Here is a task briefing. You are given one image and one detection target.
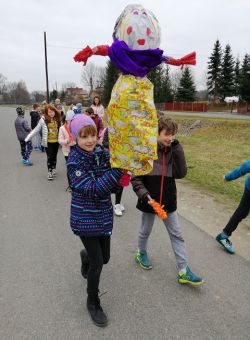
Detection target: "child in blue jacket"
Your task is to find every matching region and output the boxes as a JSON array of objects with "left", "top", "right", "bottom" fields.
[
  {"left": 216, "top": 160, "right": 250, "bottom": 254},
  {"left": 67, "top": 114, "right": 124, "bottom": 327}
]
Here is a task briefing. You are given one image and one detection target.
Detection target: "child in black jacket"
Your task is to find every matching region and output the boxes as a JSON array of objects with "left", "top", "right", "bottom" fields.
[{"left": 131, "top": 116, "right": 203, "bottom": 285}]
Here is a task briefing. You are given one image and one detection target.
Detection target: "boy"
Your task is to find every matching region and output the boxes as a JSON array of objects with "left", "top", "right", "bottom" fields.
[
  {"left": 131, "top": 116, "right": 203, "bottom": 285},
  {"left": 14, "top": 107, "right": 33, "bottom": 166},
  {"left": 216, "top": 160, "right": 250, "bottom": 254},
  {"left": 30, "top": 103, "right": 41, "bottom": 150}
]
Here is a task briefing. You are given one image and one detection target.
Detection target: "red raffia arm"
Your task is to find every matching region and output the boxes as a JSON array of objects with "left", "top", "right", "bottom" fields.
[
  {"left": 74, "top": 45, "right": 109, "bottom": 65},
  {"left": 164, "top": 51, "right": 196, "bottom": 69},
  {"left": 148, "top": 199, "right": 168, "bottom": 220}
]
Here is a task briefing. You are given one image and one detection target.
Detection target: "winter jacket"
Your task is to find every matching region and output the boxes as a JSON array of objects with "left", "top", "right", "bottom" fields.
[
  {"left": 67, "top": 144, "right": 123, "bottom": 237},
  {"left": 58, "top": 125, "right": 76, "bottom": 156},
  {"left": 25, "top": 117, "right": 59, "bottom": 147},
  {"left": 131, "top": 140, "right": 187, "bottom": 214},
  {"left": 30, "top": 110, "right": 40, "bottom": 129},
  {"left": 14, "top": 116, "right": 31, "bottom": 141},
  {"left": 225, "top": 160, "right": 250, "bottom": 191},
  {"left": 91, "top": 104, "right": 105, "bottom": 118}
]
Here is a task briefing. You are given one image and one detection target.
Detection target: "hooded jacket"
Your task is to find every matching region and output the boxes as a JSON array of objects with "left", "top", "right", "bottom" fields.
[{"left": 131, "top": 140, "right": 187, "bottom": 214}]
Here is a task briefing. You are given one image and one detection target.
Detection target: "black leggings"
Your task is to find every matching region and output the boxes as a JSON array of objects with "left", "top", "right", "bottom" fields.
[
  {"left": 45, "top": 142, "right": 59, "bottom": 171},
  {"left": 79, "top": 236, "right": 110, "bottom": 296},
  {"left": 224, "top": 187, "right": 250, "bottom": 237},
  {"left": 115, "top": 187, "right": 123, "bottom": 205}
]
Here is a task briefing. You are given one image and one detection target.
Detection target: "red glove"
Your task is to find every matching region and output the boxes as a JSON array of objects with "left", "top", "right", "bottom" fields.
[{"left": 118, "top": 173, "right": 131, "bottom": 187}]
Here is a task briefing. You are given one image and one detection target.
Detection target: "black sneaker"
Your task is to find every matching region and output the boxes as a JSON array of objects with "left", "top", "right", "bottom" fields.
[
  {"left": 80, "top": 249, "right": 89, "bottom": 279},
  {"left": 87, "top": 298, "right": 108, "bottom": 327}
]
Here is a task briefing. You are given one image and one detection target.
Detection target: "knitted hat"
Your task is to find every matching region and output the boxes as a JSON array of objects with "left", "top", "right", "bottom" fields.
[
  {"left": 16, "top": 107, "right": 24, "bottom": 115},
  {"left": 70, "top": 114, "right": 96, "bottom": 141},
  {"left": 65, "top": 109, "right": 75, "bottom": 121}
]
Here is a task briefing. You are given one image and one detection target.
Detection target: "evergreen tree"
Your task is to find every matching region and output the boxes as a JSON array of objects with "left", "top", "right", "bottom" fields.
[
  {"left": 148, "top": 64, "right": 173, "bottom": 102},
  {"left": 239, "top": 54, "right": 250, "bottom": 101},
  {"left": 50, "top": 90, "right": 58, "bottom": 102},
  {"left": 176, "top": 67, "right": 196, "bottom": 102},
  {"left": 234, "top": 57, "right": 241, "bottom": 96},
  {"left": 220, "top": 44, "right": 235, "bottom": 98},
  {"left": 207, "top": 39, "right": 222, "bottom": 100},
  {"left": 102, "top": 60, "right": 119, "bottom": 106}
]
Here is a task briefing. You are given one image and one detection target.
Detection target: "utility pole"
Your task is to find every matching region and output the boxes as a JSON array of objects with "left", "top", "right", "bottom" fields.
[{"left": 44, "top": 31, "right": 49, "bottom": 103}]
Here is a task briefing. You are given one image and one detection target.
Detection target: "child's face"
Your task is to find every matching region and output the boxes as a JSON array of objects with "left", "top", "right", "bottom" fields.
[
  {"left": 48, "top": 109, "right": 56, "bottom": 118},
  {"left": 157, "top": 130, "right": 175, "bottom": 147},
  {"left": 77, "top": 133, "right": 97, "bottom": 152}
]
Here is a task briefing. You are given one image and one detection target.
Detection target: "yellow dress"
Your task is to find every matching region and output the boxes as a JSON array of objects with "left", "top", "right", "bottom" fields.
[{"left": 107, "top": 74, "right": 158, "bottom": 175}]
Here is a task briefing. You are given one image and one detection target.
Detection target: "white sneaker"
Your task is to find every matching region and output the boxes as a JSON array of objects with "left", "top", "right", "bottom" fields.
[
  {"left": 120, "top": 203, "right": 125, "bottom": 211},
  {"left": 114, "top": 204, "right": 123, "bottom": 216},
  {"left": 52, "top": 169, "right": 56, "bottom": 177},
  {"left": 48, "top": 172, "right": 53, "bottom": 180}
]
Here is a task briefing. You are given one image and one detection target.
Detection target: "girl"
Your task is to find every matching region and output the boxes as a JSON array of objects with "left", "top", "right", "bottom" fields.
[
  {"left": 67, "top": 114, "right": 124, "bottom": 327},
  {"left": 58, "top": 114, "right": 76, "bottom": 189},
  {"left": 91, "top": 96, "right": 105, "bottom": 118},
  {"left": 25, "top": 104, "right": 61, "bottom": 180}
]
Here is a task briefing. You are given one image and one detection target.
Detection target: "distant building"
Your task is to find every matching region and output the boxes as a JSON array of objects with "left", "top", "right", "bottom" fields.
[{"left": 66, "top": 87, "right": 89, "bottom": 105}]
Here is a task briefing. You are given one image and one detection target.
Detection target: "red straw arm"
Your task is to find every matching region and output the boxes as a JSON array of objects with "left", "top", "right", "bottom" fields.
[
  {"left": 165, "top": 51, "right": 196, "bottom": 67},
  {"left": 74, "top": 45, "right": 109, "bottom": 65}
]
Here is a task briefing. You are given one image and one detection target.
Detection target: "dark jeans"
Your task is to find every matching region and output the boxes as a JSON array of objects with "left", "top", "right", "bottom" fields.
[
  {"left": 79, "top": 236, "right": 110, "bottom": 296},
  {"left": 19, "top": 140, "right": 32, "bottom": 160},
  {"left": 64, "top": 155, "right": 70, "bottom": 186},
  {"left": 45, "top": 142, "right": 59, "bottom": 171},
  {"left": 224, "top": 187, "right": 250, "bottom": 237},
  {"left": 115, "top": 187, "right": 123, "bottom": 205}
]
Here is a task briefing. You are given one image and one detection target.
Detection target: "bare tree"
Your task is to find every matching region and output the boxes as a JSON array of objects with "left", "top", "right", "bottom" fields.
[
  {"left": 81, "top": 63, "right": 106, "bottom": 92},
  {"left": 0, "top": 74, "right": 7, "bottom": 95},
  {"left": 170, "top": 70, "right": 182, "bottom": 98}
]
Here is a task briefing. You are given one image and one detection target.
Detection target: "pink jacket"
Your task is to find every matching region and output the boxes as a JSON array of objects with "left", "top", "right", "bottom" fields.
[{"left": 58, "top": 125, "right": 75, "bottom": 156}]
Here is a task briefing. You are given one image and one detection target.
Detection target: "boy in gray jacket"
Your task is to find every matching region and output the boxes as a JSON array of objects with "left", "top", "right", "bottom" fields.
[{"left": 14, "top": 107, "right": 33, "bottom": 165}]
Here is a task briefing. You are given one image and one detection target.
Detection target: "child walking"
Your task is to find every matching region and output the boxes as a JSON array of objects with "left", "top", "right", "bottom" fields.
[
  {"left": 30, "top": 103, "right": 41, "bottom": 150},
  {"left": 14, "top": 107, "right": 33, "bottom": 166},
  {"left": 131, "top": 116, "right": 203, "bottom": 285},
  {"left": 67, "top": 114, "right": 125, "bottom": 327},
  {"left": 216, "top": 160, "right": 250, "bottom": 254},
  {"left": 25, "top": 104, "right": 61, "bottom": 180}
]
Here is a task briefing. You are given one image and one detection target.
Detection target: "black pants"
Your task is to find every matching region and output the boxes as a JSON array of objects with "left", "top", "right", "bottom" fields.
[
  {"left": 224, "top": 187, "right": 250, "bottom": 237},
  {"left": 79, "top": 236, "right": 110, "bottom": 296},
  {"left": 115, "top": 187, "right": 123, "bottom": 205},
  {"left": 19, "top": 140, "right": 32, "bottom": 160},
  {"left": 45, "top": 142, "right": 59, "bottom": 171}
]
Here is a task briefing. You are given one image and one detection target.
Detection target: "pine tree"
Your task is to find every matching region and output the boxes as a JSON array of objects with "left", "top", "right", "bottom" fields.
[
  {"left": 234, "top": 57, "right": 241, "bottom": 96},
  {"left": 176, "top": 67, "right": 196, "bottom": 102},
  {"left": 148, "top": 64, "right": 173, "bottom": 102},
  {"left": 239, "top": 54, "right": 250, "bottom": 101},
  {"left": 207, "top": 39, "right": 222, "bottom": 101},
  {"left": 220, "top": 44, "right": 235, "bottom": 98},
  {"left": 102, "top": 60, "right": 119, "bottom": 106}
]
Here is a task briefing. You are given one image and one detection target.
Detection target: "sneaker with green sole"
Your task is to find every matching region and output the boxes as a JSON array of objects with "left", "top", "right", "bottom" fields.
[
  {"left": 135, "top": 250, "right": 152, "bottom": 270},
  {"left": 178, "top": 266, "right": 203, "bottom": 285},
  {"left": 216, "top": 233, "right": 235, "bottom": 254}
]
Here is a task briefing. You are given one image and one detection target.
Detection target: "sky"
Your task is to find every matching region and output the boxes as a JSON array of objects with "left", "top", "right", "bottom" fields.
[{"left": 1, "top": 0, "right": 249, "bottom": 92}]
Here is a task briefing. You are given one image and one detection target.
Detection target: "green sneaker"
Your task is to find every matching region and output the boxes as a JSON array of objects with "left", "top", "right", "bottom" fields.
[
  {"left": 178, "top": 266, "right": 203, "bottom": 286},
  {"left": 135, "top": 250, "right": 152, "bottom": 270}
]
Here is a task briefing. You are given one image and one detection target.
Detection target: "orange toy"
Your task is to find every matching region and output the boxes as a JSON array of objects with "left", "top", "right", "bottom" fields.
[{"left": 148, "top": 199, "right": 167, "bottom": 220}]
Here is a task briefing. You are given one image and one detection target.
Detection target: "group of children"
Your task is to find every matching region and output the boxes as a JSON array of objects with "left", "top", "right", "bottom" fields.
[{"left": 14, "top": 100, "right": 250, "bottom": 328}]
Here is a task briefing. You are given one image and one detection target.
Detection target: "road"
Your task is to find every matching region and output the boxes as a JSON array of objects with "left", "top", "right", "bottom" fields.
[
  {"left": 162, "top": 110, "right": 250, "bottom": 120},
  {"left": 0, "top": 107, "right": 250, "bottom": 339}
]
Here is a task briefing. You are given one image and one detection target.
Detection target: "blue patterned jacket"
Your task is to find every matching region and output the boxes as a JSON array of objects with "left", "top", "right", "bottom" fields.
[
  {"left": 67, "top": 144, "right": 122, "bottom": 237},
  {"left": 225, "top": 160, "right": 250, "bottom": 191}
]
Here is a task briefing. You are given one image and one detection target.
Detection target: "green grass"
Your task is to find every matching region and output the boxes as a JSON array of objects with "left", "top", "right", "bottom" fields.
[{"left": 171, "top": 116, "right": 250, "bottom": 203}]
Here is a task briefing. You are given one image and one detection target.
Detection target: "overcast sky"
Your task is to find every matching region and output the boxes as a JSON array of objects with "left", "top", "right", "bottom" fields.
[{"left": 1, "top": 0, "right": 249, "bottom": 92}]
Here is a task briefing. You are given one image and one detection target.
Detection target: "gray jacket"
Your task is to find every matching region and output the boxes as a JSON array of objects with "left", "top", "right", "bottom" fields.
[{"left": 14, "top": 116, "right": 31, "bottom": 141}]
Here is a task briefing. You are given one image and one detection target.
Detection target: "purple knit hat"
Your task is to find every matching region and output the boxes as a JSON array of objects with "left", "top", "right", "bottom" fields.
[{"left": 70, "top": 114, "right": 96, "bottom": 141}]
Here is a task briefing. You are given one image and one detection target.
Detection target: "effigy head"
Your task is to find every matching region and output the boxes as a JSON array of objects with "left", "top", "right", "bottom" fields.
[{"left": 112, "top": 4, "right": 161, "bottom": 50}]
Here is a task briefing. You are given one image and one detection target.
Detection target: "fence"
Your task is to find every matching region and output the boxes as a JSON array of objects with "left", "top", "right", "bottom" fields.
[
  {"left": 237, "top": 103, "right": 250, "bottom": 114},
  {"left": 164, "top": 102, "right": 208, "bottom": 112}
]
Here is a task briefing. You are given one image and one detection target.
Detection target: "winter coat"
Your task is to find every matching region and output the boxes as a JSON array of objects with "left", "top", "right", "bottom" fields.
[
  {"left": 67, "top": 144, "right": 123, "bottom": 237},
  {"left": 91, "top": 104, "right": 105, "bottom": 118},
  {"left": 131, "top": 140, "right": 187, "bottom": 214},
  {"left": 225, "top": 160, "right": 250, "bottom": 191},
  {"left": 30, "top": 110, "right": 40, "bottom": 129},
  {"left": 14, "top": 116, "right": 31, "bottom": 141},
  {"left": 25, "top": 117, "right": 59, "bottom": 148},
  {"left": 58, "top": 125, "right": 76, "bottom": 156}
]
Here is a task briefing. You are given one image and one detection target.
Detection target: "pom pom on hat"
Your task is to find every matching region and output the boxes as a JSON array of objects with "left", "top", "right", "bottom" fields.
[{"left": 70, "top": 114, "right": 96, "bottom": 141}]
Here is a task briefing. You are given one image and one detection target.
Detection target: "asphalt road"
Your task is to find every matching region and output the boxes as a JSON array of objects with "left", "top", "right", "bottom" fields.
[{"left": 1, "top": 107, "right": 250, "bottom": 340}]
